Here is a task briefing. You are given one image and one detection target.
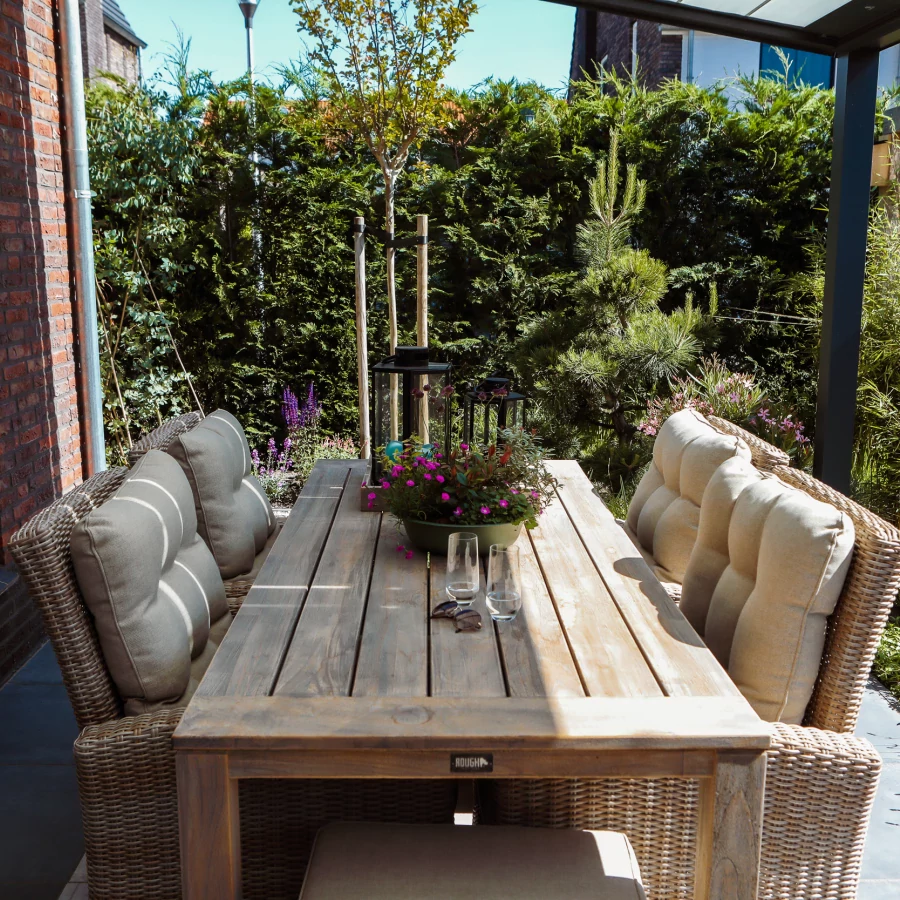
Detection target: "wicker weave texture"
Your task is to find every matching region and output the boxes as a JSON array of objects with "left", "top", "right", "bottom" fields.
[
  {"left": 240, "top": 779, "right": 458, "bottom": 900},
  {"left": 9, "top": 468, "right": 129, "bottom": 729},
  {"left": 75, "top": 709, "right": 184, "bottom": 900},
  {"left": 708, "top": 415, "right": 790, "bottom": 472},
  {"left": 128, "top": 410, "right": 203, "bottom": 466},
  {"left": 760, "top": 723, "right": 881, "bottom": 900},
  {"left": 773, "top": 466, "right": 900, "bottom": 734},
  {"left": 477, "top": 778, "right": 700, "bottom": 900}
]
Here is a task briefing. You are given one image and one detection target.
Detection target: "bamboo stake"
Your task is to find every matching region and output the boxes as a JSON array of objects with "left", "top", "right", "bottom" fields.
[
  {"left": 417, "top": 214, "right": 429, "bottom": 442},
  {"left": 354, "top": 216, "right": 371, "bottom": 460}
]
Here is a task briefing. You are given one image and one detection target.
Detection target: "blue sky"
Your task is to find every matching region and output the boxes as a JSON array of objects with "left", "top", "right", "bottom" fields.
[{"left": 121, "top": 0, "right": 576, "bottom": 92}]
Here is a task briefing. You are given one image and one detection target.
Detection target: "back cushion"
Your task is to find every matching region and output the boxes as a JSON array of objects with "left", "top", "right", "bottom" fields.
[
  {"left": 167, "top": 410, "right": 276, "bottom": 579},
  {"left": 681, "top": 457, "right": 855, "bottom": 723},
  {"left": 71, "top": 450, "right": 227, "bottom": 711},
  {"left": 626, "top": 409, "right": 752, "bottom": 583}
]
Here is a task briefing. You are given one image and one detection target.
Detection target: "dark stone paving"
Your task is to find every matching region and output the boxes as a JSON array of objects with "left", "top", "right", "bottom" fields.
[
  {"left": 857, "top": 678, "right": 900, "bottom": 899},
  {"left": 0, "top": 642, "right": 83, "bottom": 900}
]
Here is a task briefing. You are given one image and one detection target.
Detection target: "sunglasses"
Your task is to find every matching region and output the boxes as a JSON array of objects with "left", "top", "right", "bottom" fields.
[{"left": 431, "top": 600, "right": 483, "bottom": 632}]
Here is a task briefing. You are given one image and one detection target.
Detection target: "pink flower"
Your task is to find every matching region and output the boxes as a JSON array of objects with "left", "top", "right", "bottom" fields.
[
  {"left": 435, "top": 475, "right": 445, "bottom": 484},
  {"left": 460, "top": 443, "right": 469, "bottom": 451},
  {"left": 499, "top": 499, "right": 509, "bottom": 508},
  {"left": 510, "top": 488, "right": 519, "bottom": 495},
  {"left": 434, "top": 452, "right": 443, "bottom": 459},
  {"left": 396, "top": 544, "right": 405, "bottom": 553},
  {"left": 441, "top": 492, "right": 451, "bottom": 502},
  {"left": 406, "top": 479, "right": 415, "bottom": 487},
  {"left": 531, "top": 491, "right": 539, "bottom": 499},
  {"left": 405, "top": 550, "right": 414, "bottom": 560},
  {"left": 480, "top": 506, "right": 491, "bottom": 516},
  {"left": 453, "top": 507, "right": 462, "bottom": 517},
  {"left": 381, "top": 481, "right": 390, "bottom": 490},
  {"left": 367, "top": 492, "right": 377, "bottom": 500},
  {"left": 424, "top": 473, "right": 432, "bottom": 480},
  {"left": 361, "top": 480, "right": 367, "bottom": 488},
  {"left": 367, "top": 502, "right": 373, "bottom": 510},
  {"left": 391, "top": 465, "right": 403, "bottom": 478}
]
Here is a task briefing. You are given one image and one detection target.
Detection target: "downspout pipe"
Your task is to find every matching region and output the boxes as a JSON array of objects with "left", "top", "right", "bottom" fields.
[{"left": 58, "top": 0, "right": 106, "bottom": 475}]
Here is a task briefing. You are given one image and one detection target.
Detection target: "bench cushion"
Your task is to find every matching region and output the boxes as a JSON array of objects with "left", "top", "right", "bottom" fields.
[
  {"left": 71, "top": 450, "right": 228, "bottom": 713},
  {"left": 299, "top": 823, "right": 646, "bottom": 899},
  {"left": 680, "top": 457, "right": 855, "bottom": 723},
  {"left": 626, "top": 409, "right": 751, "bottom": 585},
  {"left": 167, "top": 409, "right": 276, "bottom": 579}
]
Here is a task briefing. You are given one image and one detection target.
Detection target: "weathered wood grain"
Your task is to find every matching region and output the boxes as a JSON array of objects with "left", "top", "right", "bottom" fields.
[
  {"left": 429, "top": 554, "right": 506, "bottom": 698},
  {"left": 274, "top": 461, "right": 381, "bottom": 697},
  {"left": 529, "top": 499, "right": 662, "bottom": 699},
  {"left": 549, "top": 460, "right": 743, "bottom": 700},
  {"left": 174, "top": 695, "right": 771, "bottom": 752},
  {"left": 176, "top": 753, "right": 240, "bottom": 900},
  {"left": 495, "top": 534, "right": 585, "bottom": 698},
  {"left": 196, "top": 461, "right": 349, "bottom": 698},
  {"left": 352, "top": 518, "right": 429, "bottom": 697}
]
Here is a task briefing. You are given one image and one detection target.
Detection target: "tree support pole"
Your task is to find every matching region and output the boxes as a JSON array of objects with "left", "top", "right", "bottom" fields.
[
  {"left": 417, "top": 214, "right": 429, "bottom": 442},
  {"left": 814, "top": 48, "right": 879, "bottom": 494},
  {"left": 354, "top": 217, "right": 370, "bottom": 460}
]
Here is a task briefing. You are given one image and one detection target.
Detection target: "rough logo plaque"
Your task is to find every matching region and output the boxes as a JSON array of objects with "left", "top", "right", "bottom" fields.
[{"left": 450, "top": 753, "right": 494, "bottom": 773}]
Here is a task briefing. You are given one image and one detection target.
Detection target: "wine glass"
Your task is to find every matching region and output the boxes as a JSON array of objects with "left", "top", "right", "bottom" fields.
[
  {"left": 446, "top": 532, "right": 479, "bottom": 606},
  {"left": 486, "top": 544, "right": 522, "bottom": 622}
]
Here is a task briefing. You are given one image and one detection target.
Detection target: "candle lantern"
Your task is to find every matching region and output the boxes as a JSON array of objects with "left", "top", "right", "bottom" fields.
[
  {"left": 462, "top": 375, "right": 527, "bottom": 449},
  {"left": 371, "top": 346, "right": 453, "bottom": 481}
]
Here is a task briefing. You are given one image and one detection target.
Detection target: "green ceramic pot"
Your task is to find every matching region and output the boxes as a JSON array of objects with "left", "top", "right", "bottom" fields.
[{"left": 402, "top": 519, "right": 523, "bottom": 556}]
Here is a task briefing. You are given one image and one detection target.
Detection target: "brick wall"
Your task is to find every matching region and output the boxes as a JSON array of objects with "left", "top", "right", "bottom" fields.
[
  {"left": 660, "top": 33, "right": 683, "bottom": 82},
  {"left": 0, "top": 0, "right": 83, "bottom": 683},
  {"left": 571, "top": 11, "right": 665, "bottom": 89},
  {"left": 79, "top": 0, "right": 103, "bottom": 79}
]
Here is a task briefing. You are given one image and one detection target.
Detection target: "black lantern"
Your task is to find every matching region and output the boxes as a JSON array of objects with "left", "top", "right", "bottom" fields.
[
  {"left": 371, "top": 346, "right": 453, "bottom": 481},
  {"left": 463, "top": 375, "right": 527, "bottom": 449}
]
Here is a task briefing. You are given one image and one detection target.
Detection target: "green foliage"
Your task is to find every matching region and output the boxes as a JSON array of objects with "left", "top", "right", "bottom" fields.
[{"left": 874, "top": 618, "right": 900, "bottom": 702}]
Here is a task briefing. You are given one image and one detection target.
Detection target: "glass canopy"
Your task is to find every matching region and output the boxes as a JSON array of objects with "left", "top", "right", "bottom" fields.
[{"left": 545, "top": 0, "right": 900, "bottom": 54}]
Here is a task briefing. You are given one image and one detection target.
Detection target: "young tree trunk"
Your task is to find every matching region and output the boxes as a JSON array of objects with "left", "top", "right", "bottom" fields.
[{"left": 384, "top": 169, "right": 399, "bottom": 439}]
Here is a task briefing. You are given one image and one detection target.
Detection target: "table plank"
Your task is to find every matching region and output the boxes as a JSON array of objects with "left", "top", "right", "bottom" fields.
[
  {"left": 530, "top": 500, "right": 662, "bottom": 699},
  {"left": 549, "top": 460, "right": 742, "bottom": 700},
  {"left": 274, "top": 460, "right": 380, "bottom": 697},
  {"left": 196, "top": 461, "right": 349, "bottom": 698},
  {"left": 495, "top": 535, "right": 585, "bottom": 698},
  {"left": 429, "top": 555, "right": 506, "bottom": 698},
  {"left": 174, "top": 696, "right": 771, "bottom": 751},
  {"left": 352, "top": 518, "right": 429, "bottom": 697}
]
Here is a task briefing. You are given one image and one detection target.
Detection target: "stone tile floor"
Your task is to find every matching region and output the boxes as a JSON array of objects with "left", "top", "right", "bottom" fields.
[{"left": 1, "top": 640, "right": 898, "bottom": 899}]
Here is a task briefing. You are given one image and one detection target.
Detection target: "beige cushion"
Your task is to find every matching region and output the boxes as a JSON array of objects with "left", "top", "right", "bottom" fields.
[
  {"left": 681, "top": 457, "right": 855, "bottom": 723},
  {"left": 71, "top": 450, "right": 227, "bottom": 713},
  {"left": 618, "top": 520, "right": 683, "bottom": 601},
  {"left": 626, "top": 409, "right": 751, "bottom": 585},
  {"left": 167, "top": 410, "right": 276, "bottom": 579},
  {"left": 299, "top": 823, "right": 646, "bottom": 900}
]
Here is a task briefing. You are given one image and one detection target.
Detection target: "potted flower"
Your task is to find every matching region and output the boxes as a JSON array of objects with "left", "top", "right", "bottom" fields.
[{"left": 379, "top": 429, "right": 558, "bottom": 555}]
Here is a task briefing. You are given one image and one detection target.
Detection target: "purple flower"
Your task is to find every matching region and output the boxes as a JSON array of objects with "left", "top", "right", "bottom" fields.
[
  {"left": 531, "top": 491, "right": 539, "bottom": 499},
  {"left": 405, "top": 550, "right": 414, "bottom": 560},
  {"left": 435, "top": 475, "right": 445, "bottom": 484},
  {"left": 367, "top": 492, "right": 377, "bottom": 500},
  {"left": 460, "top": 443, "right": 469, "bottom": 451},
  {"left": 510, "top": 488, "right": 519, "bottom": 495},
  {"left": 396, "top": 544, "right": 405, "bottom": 553},
  {"left": 453, "top": 507, "right": 462, "bottom": 517},
  {"left": 424, "top": 474, "right": 432, "bottom": 480},
  {"left": 251, "top": 449, "right": 259, "bottom": 462},
  {"left": 360, "top": 479, "right": 367, "bottom": 488},
  {"left": 441, "top": 492, "right": 451, "bottom": 501},
  {"left": 282, "top": 386, "right": 300, "bottom": 430},
  {"left": 381, "top": 480, "right": 390, "bottom": 490},
  {"left": 406, "top": 479, "right": 415, "bottom": 487},
  {"left": 728, "top": 392, "right": 739, "bottom": 403},
  {"left": 480, "top": 506, "right": 491, "bottom": 516},
  {"left": 441, "top": 385, "right": 454, "bottom": 397},
  {"left": 499, "top": 499, "right": 509, "bottom": 508},
  {"left": 391, "top": 465, "right": 403, "bottom": 478},
  {"left": 422, "top": 383, "right": 431, "bottom": 392}
]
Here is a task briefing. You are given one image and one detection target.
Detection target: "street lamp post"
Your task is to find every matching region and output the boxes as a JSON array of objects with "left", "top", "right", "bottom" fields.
[{"left": 238, "top": 1, "right": 263, "bottom": 290}]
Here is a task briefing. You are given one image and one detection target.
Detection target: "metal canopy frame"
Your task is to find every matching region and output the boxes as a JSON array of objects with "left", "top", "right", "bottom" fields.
[{"left": 546, "top": 0, "right": 899, "bottom": 493}]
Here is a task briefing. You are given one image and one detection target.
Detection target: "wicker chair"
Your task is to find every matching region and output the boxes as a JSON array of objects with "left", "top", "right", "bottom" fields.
[
  {"left": 9, "top": 469, "right": 456, "bottom": 900},
  {"left": 479, "top": 465, "right": 900, "bottom": 900},
  {"left": 708, "top": 415, "right": 791, "bottom": 471}
]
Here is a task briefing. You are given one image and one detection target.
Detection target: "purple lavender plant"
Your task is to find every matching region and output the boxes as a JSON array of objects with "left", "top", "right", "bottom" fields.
[{"left": 282, "top": 387, "right": 300, "bottom": 430}]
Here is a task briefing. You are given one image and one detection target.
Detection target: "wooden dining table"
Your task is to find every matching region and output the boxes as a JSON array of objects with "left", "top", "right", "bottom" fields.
[{"left": 174, "top": 458, "right": 769, "bottom": 900}]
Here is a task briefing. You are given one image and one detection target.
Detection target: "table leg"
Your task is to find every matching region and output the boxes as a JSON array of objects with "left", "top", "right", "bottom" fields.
[
  {"left": 694, "top": 751, "right": 766, "bottom": 900},
  {"left": 177, "top": 752, "right": 242, "bottom": 900}
]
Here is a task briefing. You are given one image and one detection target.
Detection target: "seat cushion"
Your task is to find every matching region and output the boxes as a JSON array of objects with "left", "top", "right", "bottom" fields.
[
  {"left": 680, "top": 457, "right": 855, "bottom": 723},
  {"left": 71, "top": 450, "right": 227, "bottom": 712},
  {"left": 626, "top": 409, "right": 751, "bottom": 585},
  {"left": 618, "top": 520, "right": 683, "bottom": 601},
  {"left": 299, "top": 823, "right": 646, "bottom": 900},
  {"left": 166, "top": 409, "right": 276, "bottom": 579}
]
